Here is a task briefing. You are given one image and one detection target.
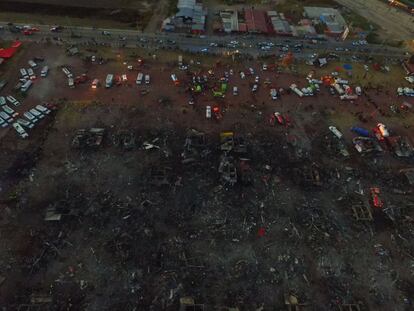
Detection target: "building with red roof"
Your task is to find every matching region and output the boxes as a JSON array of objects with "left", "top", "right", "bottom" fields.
[{"left": 244, "top": 8, "right": 271, "bottom": 34}]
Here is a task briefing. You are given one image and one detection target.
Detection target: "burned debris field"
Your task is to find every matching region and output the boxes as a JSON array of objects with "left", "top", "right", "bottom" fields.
[{"left": 0, "top": 44, "right": 414, "bottom": 311}]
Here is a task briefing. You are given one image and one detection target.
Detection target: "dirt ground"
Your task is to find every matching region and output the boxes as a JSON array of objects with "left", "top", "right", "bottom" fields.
[{"left": 0, "top": 43, "right": 414, "bottom": 310}]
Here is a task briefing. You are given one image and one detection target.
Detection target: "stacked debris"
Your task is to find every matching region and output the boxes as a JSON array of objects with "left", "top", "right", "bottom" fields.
[
  {"left": 385, "top": 136, "right": 414, "bottom": 157},
  {"left": 71, "top": 128, "right": 105, "bottom": 149},
  {"left": 181, "top": 129, "right": 209, "bottom": 164},
  {"left": 112, "top": 130, "right": 136, "bottom": 150},
  {"left": 217, "top": 132, "right": 249, "bottom": 186}
]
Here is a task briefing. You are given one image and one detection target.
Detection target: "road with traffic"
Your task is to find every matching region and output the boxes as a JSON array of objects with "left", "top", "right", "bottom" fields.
[{"left": 0, "top": 22, "right": 409, "bottom": 60}]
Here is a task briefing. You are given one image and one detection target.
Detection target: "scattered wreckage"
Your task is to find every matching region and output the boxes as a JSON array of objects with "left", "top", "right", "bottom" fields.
[{"left": 71, "top": 128, "right": 105, "bottom": 149}]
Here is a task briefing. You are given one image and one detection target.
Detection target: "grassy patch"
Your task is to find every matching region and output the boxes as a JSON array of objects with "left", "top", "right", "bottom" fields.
[
  {"left": 167, "top": 0, "right": 179, "bottom": 16},
  {"left": 276, "top": 0, "right": 337, "bottom": 23},
  {"left": 341, "top": 10, "right": 376, "bottom": 32},
  {"left": 0, "top": 11, "right": 136, "bottom": 29}
]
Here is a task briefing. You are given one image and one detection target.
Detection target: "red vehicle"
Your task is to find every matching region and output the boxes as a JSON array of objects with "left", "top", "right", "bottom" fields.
[
  {"left": 213, "top": 106, "right": 222, "bottom": 120},
  {"left": 370, "top": 187, "right": 384, "bottom": 208},
  {"left": 273, "top": 112, "right": 284, "bottom": 125},
  {"left": 23, "top": 29, "right": 33, "bottom": 35},
  {"left": 74, "top": 74, "right": 88, "bottom": 85},
  {"left": 114, "top": 75, "right": 122, "bottom": 86}
]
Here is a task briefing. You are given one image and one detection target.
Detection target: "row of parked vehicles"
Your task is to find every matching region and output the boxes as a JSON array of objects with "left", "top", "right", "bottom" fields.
[
  {"left": 0, "top": 94, "right": 51, "bottom": 137},
  {"left": 0, "top": 96, "right": 20, "bottom": 127},
  {"left": 19, "top": 60, "right": 48, "bottom": 93},
  {"left": 136, "top": 73, "right": 151, "bottom": 85},
  {"left": 10, "top": 104, "right": 51, "bottom": 139}
]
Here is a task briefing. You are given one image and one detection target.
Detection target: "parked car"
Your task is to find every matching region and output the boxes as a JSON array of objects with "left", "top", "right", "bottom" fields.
[
  {"left": 36, "top": 104, "right": 51, "bottom": 114},
  {"left": 24, "top": 111, "right": 37, "bottom": 123},
  {"left": 27, "top": 68, "right": 36, "bottom": 80},
  {"left": 6, "top": 96, "right": 19, "bottom": 106},
  {"left": 17, "top": 118, "right": 34, "bottom": 129},
  {"left": 91, "top": 78, "right": 99, "bottom": 89},
  {"left": 30, "top": 108, "right": 44, "bottom": 119},
  {"left": 273, "top": 112, "right": 284, "bottom": 125},
  {"left": 206, "top": 105, "right": 211, "bottom": 119},
  {"left": 13, "top": 122, "right": 28, "bottom": 138},
  {"left": 40, "top": 66, "right": 49, "bottom": 77},
  {"left": 0, "top": 117, "right": 7, "bottom": 128},
  {"left": 270, "top": 88, "right": 278, "bottom": 100},
  {"left": 28, "top": 60, "right": 37, "bottom": 68},
  {"left": 20, "top": 68, "right": 28, "bottom": 78},
  {"left": 0, "top": 111, "right": 12, "bottom": 122},
  {"left": 2, "top": 105, "right": 18, "bottom": 117},
  {"left": 329, "top": 126, "right": 343, "bottom": 139}
]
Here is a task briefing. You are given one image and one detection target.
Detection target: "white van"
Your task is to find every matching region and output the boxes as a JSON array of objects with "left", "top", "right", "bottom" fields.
[
  {"left": 6, "top": 96, "right": 19, "bottom": 106},
  {"left": 145, "top": 74, "right": 150, "bottom": 84},
  {"left": 27, "top": 68, "right": 36, "bottom": 80},
  {"left": 62, "top": 67, "right": 72, "bottom": 78},
  {"left": 329, "top": 126, "right": 343, "bottom": 139},
  {"left": 136, "top": 73, "right": 143, "bottom": 85},
  {"left": 21, "top": 80, "right": 33, "bottom": 92},
  {"left": 206, "top": 105, "right": 211, "bottom": 119},
  {"left": 233, "top": 86, "right": 238, "bottom": 96},
  {"left": 20, "top": 68, "right": 28, "bottom": 78},
  {"left": 28, "top": 60, "right": 37, "bottom": 68},
  {"left": 68, "top": 78, "right": 74, "bottom": 88},
  {"left": 40, "top": 66, "right": 49, "bottom": 77}
]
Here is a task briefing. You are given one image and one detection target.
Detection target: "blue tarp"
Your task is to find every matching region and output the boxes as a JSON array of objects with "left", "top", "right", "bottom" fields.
[{"left": 343, "top": 64, "right": 352, "bottom": 70}]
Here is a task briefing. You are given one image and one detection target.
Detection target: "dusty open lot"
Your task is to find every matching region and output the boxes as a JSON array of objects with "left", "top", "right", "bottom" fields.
[{"left": 0, "top": 43, "right": 413, "bottom": 310}]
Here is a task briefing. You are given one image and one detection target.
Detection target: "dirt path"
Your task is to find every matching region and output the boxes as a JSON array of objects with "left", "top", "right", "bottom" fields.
[
  {"left": 144, "top": 0, "right": 169, "bottom": 33},
  {"left": 335, "top": 0, "right": 414, "bottom": 40}
]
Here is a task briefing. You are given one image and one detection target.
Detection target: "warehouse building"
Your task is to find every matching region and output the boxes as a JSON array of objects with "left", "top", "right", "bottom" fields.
[
  {"left": 267, "top": 11, "right": 293, "bottom": 36},
  {"left": 304, "top": 7, "right": 347, "bottom": 37},
  {"left": 162, "top": 0, "right": 207, "bottom": 34}
]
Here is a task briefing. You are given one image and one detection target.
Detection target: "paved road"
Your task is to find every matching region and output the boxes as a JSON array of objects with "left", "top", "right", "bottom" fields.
[
  {"left": 0, "top": 22, "right": 408, "bottom": 60},
  {"left": 335, "top": 0, "right": 414, "bottom": 40}
]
